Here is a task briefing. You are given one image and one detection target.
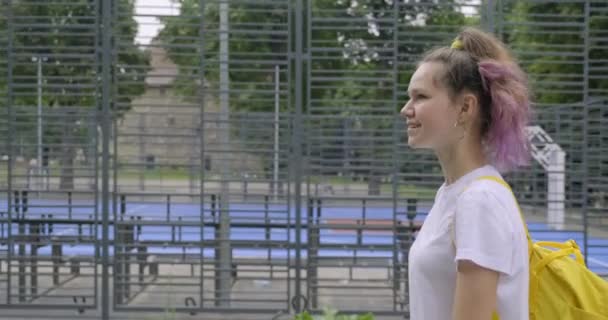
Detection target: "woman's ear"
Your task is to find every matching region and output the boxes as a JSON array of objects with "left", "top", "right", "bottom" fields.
[{"left": 460, "top": 92, "right": 479, "bottom": 123}]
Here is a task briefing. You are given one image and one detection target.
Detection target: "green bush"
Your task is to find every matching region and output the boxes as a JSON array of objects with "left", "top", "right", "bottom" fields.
[{"left": 295, "top": 307, "right": 374, "bottom": 320}]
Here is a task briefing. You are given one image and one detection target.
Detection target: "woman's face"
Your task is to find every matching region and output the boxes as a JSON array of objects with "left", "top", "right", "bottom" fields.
[{"left": 401, "top": 62, "right": 462, "bottom": 150}]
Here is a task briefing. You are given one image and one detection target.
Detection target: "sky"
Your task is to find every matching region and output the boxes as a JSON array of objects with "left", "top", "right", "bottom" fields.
[{"left": 134, "top": 0, "right": 180, "bottom": 46}]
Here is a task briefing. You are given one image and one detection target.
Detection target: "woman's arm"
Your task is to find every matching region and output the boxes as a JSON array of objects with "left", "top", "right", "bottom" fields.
[{"left": 452, "top": 259, "right": 500, "bottom": 320}]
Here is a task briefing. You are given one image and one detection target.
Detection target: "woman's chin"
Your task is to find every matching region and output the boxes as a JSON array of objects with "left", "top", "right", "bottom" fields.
[
  {"left": 407, "top": 139, "right": 432, "bottom": 150},
  {"left": 407, "top": 138, "right": 422, "bottom": 149}
]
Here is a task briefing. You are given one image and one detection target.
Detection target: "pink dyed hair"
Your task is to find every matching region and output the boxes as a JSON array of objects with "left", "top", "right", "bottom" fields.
[{"left": 478, "top": 60, "right": 532, "bottom": 173}]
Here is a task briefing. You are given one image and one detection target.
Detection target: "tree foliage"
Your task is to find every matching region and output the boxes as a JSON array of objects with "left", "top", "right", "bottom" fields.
[
  {"left": 506, "top": 1, "right": 608, "bottom": 104},
  {"left": 1, "top": 0, "right": 149, "bottom": 188}
]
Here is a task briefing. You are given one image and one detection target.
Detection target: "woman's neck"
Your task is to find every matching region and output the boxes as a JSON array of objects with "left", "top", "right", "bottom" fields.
[{"left": 436, "top": 139, "right": 488, "bottom": 186}]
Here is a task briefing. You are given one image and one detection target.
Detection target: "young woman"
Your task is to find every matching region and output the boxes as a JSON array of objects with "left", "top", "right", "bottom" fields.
[{"left": 403, "top": 27, "right": 531, "bottom": 320}]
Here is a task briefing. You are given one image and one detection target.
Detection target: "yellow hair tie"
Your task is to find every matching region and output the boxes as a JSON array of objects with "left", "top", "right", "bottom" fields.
[{"left": 451, "top": 39, "right": 463, "bottom": 50}]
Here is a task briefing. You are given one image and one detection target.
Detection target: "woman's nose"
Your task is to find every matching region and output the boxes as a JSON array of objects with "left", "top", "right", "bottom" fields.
[{"left": 400, "top": 101, "right": 413, "bottom": 118}]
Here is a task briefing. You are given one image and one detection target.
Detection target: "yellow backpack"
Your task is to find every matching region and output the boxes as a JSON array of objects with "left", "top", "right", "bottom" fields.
[{"left": 478, "top": 176, "right": 608, "bottom": 320}]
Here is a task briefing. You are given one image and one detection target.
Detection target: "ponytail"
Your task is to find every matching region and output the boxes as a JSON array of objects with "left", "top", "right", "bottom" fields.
[{"left": 478, "top": 60, "right": 532, "bottom": 173}]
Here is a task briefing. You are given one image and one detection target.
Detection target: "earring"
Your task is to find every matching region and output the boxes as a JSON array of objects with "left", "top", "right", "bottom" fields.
[{"left": 454, "top": 121, "right": 465, "bottom": 140}]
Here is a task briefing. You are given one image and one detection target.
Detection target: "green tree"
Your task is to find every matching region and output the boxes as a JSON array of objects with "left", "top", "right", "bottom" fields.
[
  {"left": 158, "top": 0, "right": 478, "bottom": 192},
  {"left": 504, "top": 1, "right": 608, "bottom": 104},
  {"left": 310, "top": 0, "right": 477, "bottom": 188},
  {"left": 158, "top": 0, "right": 289, "bottom": 112},
  {"left": 158, "top": 0, "right": 473, "bottom": 113},
  {"left": 4, "top": 0, "right": 149, "bottom": 189},
  {"left": 589, "top": 2, "right": 608, "bottom": 98},
  {"left": 0, "top": 6, "right": 8, "bottom": 181},
  {"left": 0, "top": 7, "right": 7, "bottom": 108}
]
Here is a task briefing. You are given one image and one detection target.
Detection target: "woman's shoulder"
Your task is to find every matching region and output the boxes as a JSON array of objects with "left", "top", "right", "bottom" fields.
[
  {"left": 463, "top": 177, "right": 514, "bottom": 200},
  {"left": 456, "top": 176, "right": 523, "bottom": 232}
]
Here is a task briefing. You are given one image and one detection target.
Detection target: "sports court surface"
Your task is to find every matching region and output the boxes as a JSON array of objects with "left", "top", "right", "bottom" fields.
[{"left": 1, "top": 196, "right": 606, "bottom": 276}]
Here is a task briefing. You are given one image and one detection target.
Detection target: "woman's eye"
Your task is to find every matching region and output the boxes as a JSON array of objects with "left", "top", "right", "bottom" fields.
[{"left": 417, "top": 94, "right": 427, "bottom": 99}]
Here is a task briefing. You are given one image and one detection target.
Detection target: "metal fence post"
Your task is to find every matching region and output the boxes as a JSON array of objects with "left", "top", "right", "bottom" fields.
[
  {"left": 5, "top": 0, "right": 15, "bottom": 304},
  {"left": 100, "top": 0, "right": 112, "bottom": 318},
  {"left": 582, "top": 0, "right": 590, "bottom": 266},
  {"left": 294, "top": 0, "right": 305, "bottom": 313}
]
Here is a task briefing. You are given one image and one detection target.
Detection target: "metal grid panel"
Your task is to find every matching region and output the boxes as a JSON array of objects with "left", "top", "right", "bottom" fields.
[
  {"left": 589, "top": 1, "right": 608, "bottom": 98},
  {"left": 587, "top": 1, "right": 608, "bottom": 270},
  {"left": 306, "top": 0, "right": 400, "bottom": 314},
  {"left": 498, "top": 0, "right": 588, "bottom": 234},
  {"left": 587, "top": 98, "right": 608, "bottom": 276},
  {"left": 499, "top": 0, "right": 588, "bottom": 104},
  {"left": 499, "top": 0, "right": 607, "bottom": 275},
  {"left": 0, "top": 0, "right": 100, "bottom": 311},
  {"left": 111, "top": 0, "right": 294, "bottom": 315}
]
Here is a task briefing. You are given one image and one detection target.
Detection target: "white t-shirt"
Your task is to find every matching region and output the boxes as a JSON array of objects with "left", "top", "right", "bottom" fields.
[{"left": 408, "top": 165, "right": 529, "bottom": 320}]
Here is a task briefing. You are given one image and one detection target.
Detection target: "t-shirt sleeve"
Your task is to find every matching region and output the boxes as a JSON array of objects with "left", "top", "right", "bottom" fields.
[{"left": 453, "top": 189, "right": 515, "bottom": 276}]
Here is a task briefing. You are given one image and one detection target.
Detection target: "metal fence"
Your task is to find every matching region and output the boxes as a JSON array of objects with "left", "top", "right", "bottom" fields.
[{"left": 0, "top": 0, "right": 607, "bottom": 319}]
